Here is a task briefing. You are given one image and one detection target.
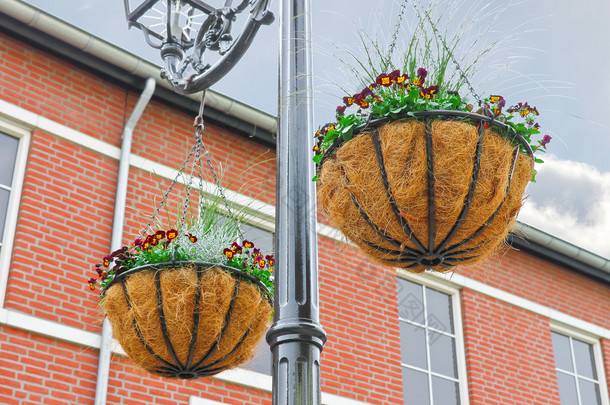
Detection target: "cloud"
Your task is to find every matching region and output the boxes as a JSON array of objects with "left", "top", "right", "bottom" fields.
[{"left": 518, "top": 155, "right": 610, "bottom": 258}]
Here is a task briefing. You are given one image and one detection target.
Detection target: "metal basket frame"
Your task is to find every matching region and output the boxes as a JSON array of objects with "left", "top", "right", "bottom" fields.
[{"left": 103, "top": 261, "right": 272, "bottom": 379}]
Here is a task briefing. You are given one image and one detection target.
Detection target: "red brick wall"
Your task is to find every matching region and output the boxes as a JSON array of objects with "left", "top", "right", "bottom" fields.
[
  {"left": 0, "top": 325, "right": 98, "bottom": 405},
  {"left": 458, "top": 248, "right": 610, "bottom": 330},
  {"left": 5, "top": 130, "right": 117, "bottom": 333},
  {"left": 461, "top": 289, "right": 561, "bottom": 404},
  {"left": 319, "top": 236, "right": 404, "bottom": 404},
  {"left": 0, "top": 325, "right": 272, "bottom": 405}
]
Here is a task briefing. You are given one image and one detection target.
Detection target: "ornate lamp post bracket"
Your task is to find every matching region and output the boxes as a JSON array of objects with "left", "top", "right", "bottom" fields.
[{"left": 123, "top": 0, "right": 274, "bottom": 93}]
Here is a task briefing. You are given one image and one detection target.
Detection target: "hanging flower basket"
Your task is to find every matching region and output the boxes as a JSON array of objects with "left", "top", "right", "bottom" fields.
[
  {"left": 316, "top": 110, "right": 535, "bottom": 272},
  {"left": 88, "top": 121, "right": 275, "bottom": 379},
  {"left": 101, "top": 261, "right": 272, "bottom": 379}
]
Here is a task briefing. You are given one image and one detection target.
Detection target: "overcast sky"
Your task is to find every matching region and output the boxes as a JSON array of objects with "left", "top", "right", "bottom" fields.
[{"left": 20, "top": 0, "right": 610, "bottom": 258}]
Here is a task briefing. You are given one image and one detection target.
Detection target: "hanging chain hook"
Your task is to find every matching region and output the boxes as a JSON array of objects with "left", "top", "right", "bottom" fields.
[{"left": 194, "top": 92, "right": 246, "bottom": 242}]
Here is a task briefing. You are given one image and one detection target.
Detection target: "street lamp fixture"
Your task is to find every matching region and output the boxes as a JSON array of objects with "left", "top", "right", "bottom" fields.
[{"left": 123, "top": 0, "right": 274, "bottom": 93}]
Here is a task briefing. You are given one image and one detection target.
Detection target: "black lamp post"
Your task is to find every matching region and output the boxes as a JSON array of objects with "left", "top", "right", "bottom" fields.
[{"left": 120, "top": 1, "right": 326, "bottom": 404}]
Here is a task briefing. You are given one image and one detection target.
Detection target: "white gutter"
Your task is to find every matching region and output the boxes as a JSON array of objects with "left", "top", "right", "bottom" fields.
[
  {"left": 512, "top": 222, "right": 610, "bottom": 273},
  {"left": 94, "top": 77, "right": 156, "bottom": 405},
  {"left": 0, "top": 0, "right": 277, "bottom": 135}
]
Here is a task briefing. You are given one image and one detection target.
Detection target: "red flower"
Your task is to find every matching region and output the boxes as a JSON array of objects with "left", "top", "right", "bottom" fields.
[
  {"left": 231, "top": 242, "right": 242, "bottom": 254},
  {"left": 155, "top": 230, "right": 165, "bottom": 240},
  {"left": 243, "top": 240, "right": 254, "bottom": 248},
  {"left": 102, "top": 255, "right": 111, "bottom": 267},
  {"left": 541, "top": 135, "right": 551, "bottom": 148},
  {"left": 88, "top": 278, "right": 97, "bottom": 290},
  {"left": 223, "top": 248, "right": 234, "bottom": 259},
  {"left": 490, "top": 95, "right": 503, "bottom": 104},
  {"left": 419, "top": 85, "right": 439, "bottom": 100},
  {"left": 376, "top": 73, "right": 392, "bottom": 87},
  {"left": 167, "top": 229, "right": 178, "bottom": 240},
  {"left": 342, "top": 96, "right": 354, "bottom": 106},
  {"left": 258, "top": 259, "right": 266, "bottom": 269},
  {"left": 336, "top": 105, "right": 346, "bottom": 116},
  {"left": 266, "top": 255, "right": 275, "bottom": 266},
  {"left": 395, "top": 73, "right": 409, "bottom": 85},
  {"left": 187, "top": 233, "right": 197, "bottom": 243}
]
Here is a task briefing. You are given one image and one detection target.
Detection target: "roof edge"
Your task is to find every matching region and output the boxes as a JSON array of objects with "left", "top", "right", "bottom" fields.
[{"left": 509, "top": 222, "right": 610, "bottom": 284}]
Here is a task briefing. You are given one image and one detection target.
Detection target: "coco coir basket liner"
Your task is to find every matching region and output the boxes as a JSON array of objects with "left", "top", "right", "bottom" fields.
[
  {"left": 317, "top": 110, "right": 534, "bottom": 273},
  {"left": 102, "top": 261, "right": 272, "bottom": 379}
]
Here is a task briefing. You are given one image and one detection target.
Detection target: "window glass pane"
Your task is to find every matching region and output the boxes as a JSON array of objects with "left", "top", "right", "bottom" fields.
[
  {"left": 572, "top": 339, "right": 597, "bottom": 379},
  {"left": 578, "top": 378, "right": 601, "bottom": 405},
  {"left": 241, "top": 225, "right": 274, "bottom": 253},
  {"left": 432, "top": 376, "right": 459, "bottom": 405},
  {"left": 426, "top": 288, "right": 454, "bottom": 334},
  {"left": 0, "top": 188, "right": 10, "bottom": 237},
  {"left": 397, "top": 278, "right": 424, "bottom": 324},
  {"left": 429, "top": 332, "right": 457, "bottom": 378},
  {"left": 243, "top": 336, "right": 271, "bottom": 375},
  {"left": 551, "top": 332, "right": 573, "bottom": 372},
  {"left": 557, "top": 371, "right": 578, "bottom": 405},
  {"left": 400, "top": 322, "right": 427, "bottom": 369},
  {"left": 0, "top": 133, "right": 19, "bottom": 186},
  {"left": 403, "top": 367, "right": 430, "bottom": 405}
]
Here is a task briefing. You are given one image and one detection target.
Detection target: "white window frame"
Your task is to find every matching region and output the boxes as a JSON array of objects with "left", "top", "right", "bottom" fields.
[
  {"left": 397, "top": 270, "right": 469, "bottom": 405},
  {"left": 550, "top": 321, "right": 610, "bottom": 405},
  {"left": 0, "top": 119, "right": 30, "bottom": 307}
]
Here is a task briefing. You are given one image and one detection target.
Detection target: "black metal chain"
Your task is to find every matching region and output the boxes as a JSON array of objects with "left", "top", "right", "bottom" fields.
[
  {"left": 139, "top": 141, "right": 199, "bottom": 240},
  {"left": 139, "top": 91, "right": 245, "bottom": 243},
  {"left": 386, "top": 1, "right": 409, "bottom": 65},
  {"left": 408, "top": 0, "right": 483, "bottom": 106},
  {"left": 194, "top": 92, "right": 246, "bottom": 242}
]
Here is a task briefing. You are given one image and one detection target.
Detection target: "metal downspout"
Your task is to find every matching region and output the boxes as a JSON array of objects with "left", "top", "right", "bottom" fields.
[{"left": 94, "top": 77, "right": 156, "bottom": 405}]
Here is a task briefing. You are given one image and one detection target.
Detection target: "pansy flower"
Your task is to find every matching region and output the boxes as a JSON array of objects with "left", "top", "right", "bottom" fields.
[
  {"left": 342, "top": 95, "right": 354, "bottom": 106},
  {"left": 231, "top": 242, "right": 243, "bottom": 254},
  {"left": 376, "top": 72, "right": 392, "bottom": 87},
  {"left": 489, "top": 95, "right": 503, "bottom": 104},
  {"left": 266, "top": 255, "right": 275, "bottom": 266},
  {"left": 395, "top": 73, "right": 409, "bottom": 85},
  {"left": 223, "top": 248, "right": 234, "bottom": 259},
  {"left": 102, "top": 255, "right": 111, "bottom": 267},
  {"left": 541, "top": 135, "right": 551, "bottom": 148},
  {"left": 88, "top": 277, "right": 97, "bottom": 290},
  {"left": 336, "top": 105, "right": 346, "bottom": 116},
  {"left": 243, "top": 240, "right": 254, "bottom": 248},
  {"left": 167, "top": 229, "right": 178, "bottom": 240},
  {"left": 155, "top": 230, "right": 165, "bottom": 240},
  {"left": 412, "top": 67, "right": 427, "bottom": 86},
  {"left": 187, "top": 233, "right": 197, "bottom": 243},
  {"left": 419, "top": 85, "right": 439, "bottom": 100}
]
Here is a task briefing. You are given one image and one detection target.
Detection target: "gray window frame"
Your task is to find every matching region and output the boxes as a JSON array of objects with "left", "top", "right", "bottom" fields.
[
  {"left": 397, "top": 273, "right": 469, "bottom": 405},
  {"left": 551, "top": 323, "right": 609, "bottom": 405}
]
